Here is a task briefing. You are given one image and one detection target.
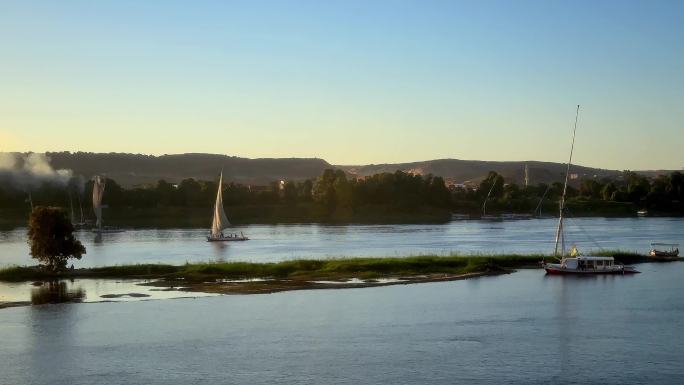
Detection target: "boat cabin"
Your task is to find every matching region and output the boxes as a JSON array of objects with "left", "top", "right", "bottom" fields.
[{"left": 560, "top": 256, "right": 615, "bottom": 271}]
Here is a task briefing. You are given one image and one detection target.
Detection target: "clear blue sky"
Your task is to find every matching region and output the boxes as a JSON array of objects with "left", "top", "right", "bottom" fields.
[{"left": 1, "top": 0, "right": 682, "bottom": 170}]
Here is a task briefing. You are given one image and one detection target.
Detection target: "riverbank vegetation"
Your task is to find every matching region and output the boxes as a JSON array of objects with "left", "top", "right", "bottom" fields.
[
  {"left": 0, "top": 251, "right": 648, "bottom": 283},
  {"left": 1, "top": 168, "right": 682, "bottom": 227}
]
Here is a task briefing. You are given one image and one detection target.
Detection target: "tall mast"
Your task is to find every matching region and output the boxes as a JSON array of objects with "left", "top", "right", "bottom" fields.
[
  {"left": 482, "top": 178, "right": 497, "bottom": 217},
  {"left": 554, "top": 105, "right": 580, "bottom": 257},
  {"left": 78, "top": 193, "right": 84, "bottom": 223},
  {"left": 69, "top": 190, "right": 75, "bottom": 225}
]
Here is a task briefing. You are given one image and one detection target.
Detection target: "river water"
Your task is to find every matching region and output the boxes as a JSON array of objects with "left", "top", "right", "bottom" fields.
[
  {"left": 0, "top": 263, "right": 683, "bottom": 384},
  {"left": 1, "top": 218, "right": 683, "bottom": 267},
  {"left": 1, "top": 218, "right": 683, "bottom": 383}
]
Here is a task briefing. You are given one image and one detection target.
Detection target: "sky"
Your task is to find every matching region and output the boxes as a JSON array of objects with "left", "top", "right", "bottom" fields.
[{"left": 0, "top": 0, "right": 682, "bottom": 170}]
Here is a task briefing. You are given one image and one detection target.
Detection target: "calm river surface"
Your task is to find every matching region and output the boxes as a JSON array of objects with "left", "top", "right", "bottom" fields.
[
  {"left": 1, "top": 263, "right": 683, "bottom": 384},
  {"left": 1, "top": 218, "right": 683, "bottom": 267}
]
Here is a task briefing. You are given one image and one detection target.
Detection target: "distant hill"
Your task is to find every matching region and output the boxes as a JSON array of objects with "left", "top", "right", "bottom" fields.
[
  {"left": 337, "top": 159, "right": 677, "bottom": 186},
  {"left": 43, "top": 152, "right": 332, "bottom": 187},
  {"left": 2, "top": 152, "right": 676, "bottom": 188}
]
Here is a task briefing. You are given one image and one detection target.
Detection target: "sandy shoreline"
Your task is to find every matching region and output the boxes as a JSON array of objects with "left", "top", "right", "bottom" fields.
[{"left": 0, "top": 270, "right": 506, "bottom": 309}]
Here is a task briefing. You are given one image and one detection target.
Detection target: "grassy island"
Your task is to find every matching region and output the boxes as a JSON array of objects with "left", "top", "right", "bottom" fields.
[{"left": 0, "top": 251, "right": 652, "bottom": 297}]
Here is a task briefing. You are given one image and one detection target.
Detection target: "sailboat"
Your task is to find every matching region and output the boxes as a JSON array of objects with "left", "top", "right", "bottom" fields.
[
  {"left": 481, "top": 180, "right": 500, "bottom": 220},
  {"left": 91, "top": 176, "right": 124, "bottom": 234},
  {"left": 68, "top": 190, "right": 88, "bottom": 229},
  {"left": 207, "top": 172, "right": 248, "bottom": 242},
  {"left": 542, "top": 106, "right": 637, "bottom": 275},
  {"left": 533, "top": 185, "right": 554, "bottom": 219}
]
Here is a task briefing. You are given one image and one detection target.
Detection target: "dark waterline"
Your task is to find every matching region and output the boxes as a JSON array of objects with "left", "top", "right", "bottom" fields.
[{"left": 0, "top": 264, "right": 683, "bottom": 384}]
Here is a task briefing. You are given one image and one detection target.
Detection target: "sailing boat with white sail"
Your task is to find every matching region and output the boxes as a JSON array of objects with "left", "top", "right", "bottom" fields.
[
  {"left": 92, "top": 175, "right": 124, "bottom": 233},
  {"left": 207, "top": 171, "right": 248, "bottom": 242},
  {"left": 542, "top": 106, "right": 637, "bottom": 275}
]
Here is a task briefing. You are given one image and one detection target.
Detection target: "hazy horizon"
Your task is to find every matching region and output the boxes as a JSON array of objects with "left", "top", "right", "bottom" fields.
[
  {"left": 2, "top": 149, "right": 681, "bottom": 172},
  {"left": 2, "top": 1, "right": 683, "bottom": 170}
]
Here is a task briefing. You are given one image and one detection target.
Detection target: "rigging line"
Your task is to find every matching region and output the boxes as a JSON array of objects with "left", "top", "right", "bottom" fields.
[
  {"left": 535, "top": 185, "right": 551, "bottom": 216},
  {"left": 554, "top": 105, "right": 580, "bottom": 256},
  {"left": 564, "top": 209, "right": 603, "bottom": 251},
  {"left": 561, "top": 105, "right": 580, "bottom": 209}
]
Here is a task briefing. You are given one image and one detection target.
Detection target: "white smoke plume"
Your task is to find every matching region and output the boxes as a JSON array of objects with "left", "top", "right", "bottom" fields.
[{"left": 0, "top": 153, "right": 74, "bottom": 190}]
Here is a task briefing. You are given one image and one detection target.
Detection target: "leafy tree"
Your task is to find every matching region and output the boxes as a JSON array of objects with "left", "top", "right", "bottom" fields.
[
  {"left": 156, "top": 180, "right": 178, "bottom": 206},
  {"left": 601, "top": 182, "right": 617, "bottom": 201},
  {"left": 670, "top": 172, "right": 683, "bottom": 200},
  {"left": 624, "top": 171, "right": 650, "bottom": 202},
  {"left": 333, "top": 175, "right": 354, "bottom": 208},
  {"left": 479, "top": 171, "right": 504, "bottom": 199},
  {"left": 297, "top": 180, "right": 313, "bottom": 202},
  {"left": 178, "top": 178, "right": 205, "bottom": 206},
  {"left": 27, "top": 207, "right": 86, "bottom": 271},
  {"left": 428, "top": 176, "right": 451, "bottom": 207},
  {"left": 282, "top": 181, "right": 298, "bottom": 203},
  {"left": 579, "top": 179, "right": 602, "bottom": 199},
  {"left": 314, "top": 169, "right": 344, "bottom": 210}
]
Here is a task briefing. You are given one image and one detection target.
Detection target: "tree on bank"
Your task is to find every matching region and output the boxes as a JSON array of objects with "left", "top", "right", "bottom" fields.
[{"left": 27, "top": 207, "right": 86, "bottom": 271}]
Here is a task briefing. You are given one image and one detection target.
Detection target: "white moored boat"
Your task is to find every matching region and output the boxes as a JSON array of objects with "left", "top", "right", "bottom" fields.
[
  {"left": 207, "top": 171, "right": 249, "bottom": 242},
  {"left": 541, "top": 106, "right": 638, "bottom": 275},
  {"left": 544, "top": 254, "right": 638, "bottom": 275}
]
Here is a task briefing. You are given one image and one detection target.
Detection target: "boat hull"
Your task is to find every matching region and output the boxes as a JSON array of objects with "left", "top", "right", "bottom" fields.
[
  {"left": 206, "top": 236, "right": 249, "bottom": 242},
  {"left": 544, "top": 265, "right": 639, "bottom": 275},
  {"left": 649, "top": 250, "right": 679, "bottom": 258}
]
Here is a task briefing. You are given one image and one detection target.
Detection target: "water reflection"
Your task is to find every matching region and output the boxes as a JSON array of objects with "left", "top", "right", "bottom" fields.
[
  {"left": 30, "top": 281, "right": 85, "bottom": 305},
  {"left": 1, "top": 278, "right": 216, "bottom": 306},
  {"left": 211, "top": 241, "right": 229, "bottom": 261}
]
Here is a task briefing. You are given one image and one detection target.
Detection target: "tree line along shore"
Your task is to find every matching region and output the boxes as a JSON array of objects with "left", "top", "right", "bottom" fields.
[{"left": 1, "top": 169, "right": 683, "bottom": 227}]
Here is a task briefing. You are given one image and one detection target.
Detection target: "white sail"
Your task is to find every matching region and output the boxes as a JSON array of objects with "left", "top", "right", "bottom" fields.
[
  {"left": 92, "top": 176, "right": 106, "bottom": 229},
  {"left": 211, "top": 172, "right": 230, "bottom": 237}
]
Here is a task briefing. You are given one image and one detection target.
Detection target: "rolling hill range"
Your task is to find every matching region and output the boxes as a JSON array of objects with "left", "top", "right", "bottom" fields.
[
  {"left": 338, "top": 159, "right": 625, "bottom": 186},
  {"left": 44, "top": 152, "right": 332, "bottom": 186},
  {"left": 2, "top": 152, "right": 676, "bottom": 187}
]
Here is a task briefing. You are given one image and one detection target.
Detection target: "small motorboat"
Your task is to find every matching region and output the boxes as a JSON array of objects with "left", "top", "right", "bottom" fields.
[
  {"left": 637, "top": 209, "right": 648, "bottom": 217},
  {"left": 649, "top": 243, "right": 679, "bottom": 260}
]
